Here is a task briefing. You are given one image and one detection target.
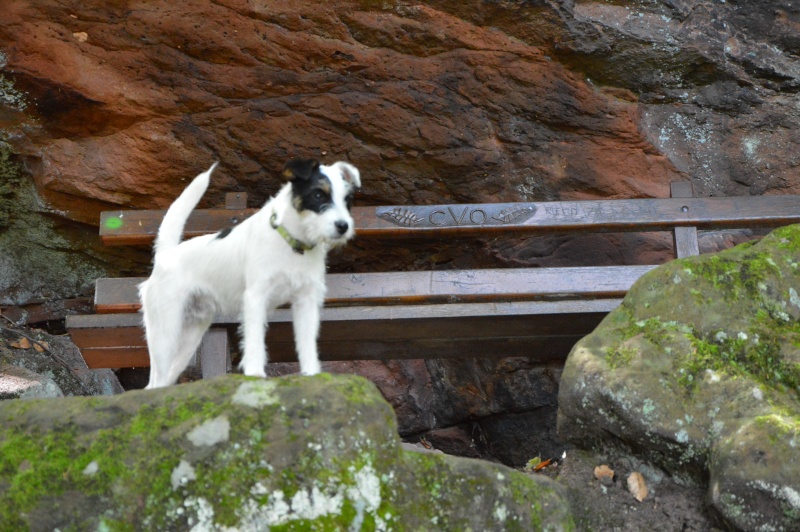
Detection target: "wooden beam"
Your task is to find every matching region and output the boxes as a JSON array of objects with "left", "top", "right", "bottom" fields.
[{"left": 99, "top": 194, "right": 800, "bottom": 246}]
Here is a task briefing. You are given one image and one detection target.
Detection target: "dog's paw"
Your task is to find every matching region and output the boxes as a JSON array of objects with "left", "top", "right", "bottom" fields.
[
  {"left": 300, "top": 362, "right": 321, "bottom": 376},
  {"left": 241, "top": 367, "right": 267, "bottom": 378}
]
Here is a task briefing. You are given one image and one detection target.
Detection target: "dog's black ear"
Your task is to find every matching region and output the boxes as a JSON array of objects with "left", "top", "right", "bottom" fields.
[{"left": 282, "top": 159, "right": 320, "bottom": 182}]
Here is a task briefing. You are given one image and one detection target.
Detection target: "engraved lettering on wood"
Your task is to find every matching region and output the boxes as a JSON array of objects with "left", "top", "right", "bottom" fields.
[
  {"left": 583, "top": 202, "right": 658, "bottom": 217},
  {"left": 544, "top": 204, "right": 579, "bottom": 217},
  {"left": 376, "top": 204, "right": 536, "bottom": 228}
]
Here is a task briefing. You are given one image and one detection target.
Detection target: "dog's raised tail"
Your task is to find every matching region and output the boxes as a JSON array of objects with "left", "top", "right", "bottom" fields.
[{"left": 154, "top": 162, "right": 219, "bottom": 256}]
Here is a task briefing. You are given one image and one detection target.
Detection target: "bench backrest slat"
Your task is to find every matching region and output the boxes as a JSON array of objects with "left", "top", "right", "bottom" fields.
[{"left": 99, "top": 194, "right": 800, "bottom": 246}]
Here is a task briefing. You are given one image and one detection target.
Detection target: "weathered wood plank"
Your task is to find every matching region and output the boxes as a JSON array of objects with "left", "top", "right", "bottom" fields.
[
  {"left": 93, "top": 266, "right": 652, "bottom": 313},
  {"left": 77, "top": 334, "right": 584, "bottom": 368},
  {"left": 70, "top": 299, "right": 621, "bottom": 329},
  {"left": 99, "top": 194, "right": 800, "bottom": 245},
  {"left": 80, "top": 347, "right": 151, "bottom": 369}
]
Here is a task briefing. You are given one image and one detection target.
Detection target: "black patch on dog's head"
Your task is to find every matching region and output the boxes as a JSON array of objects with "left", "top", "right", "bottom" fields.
[
  {"left": 283, "top": 159, "right": 320, "bottom": 182},
  {"left": 283, "top": 158, "right": 334, "bottom": 214},
  {"left": 215, "top": 227, "right": 233, "bottom": 240}
]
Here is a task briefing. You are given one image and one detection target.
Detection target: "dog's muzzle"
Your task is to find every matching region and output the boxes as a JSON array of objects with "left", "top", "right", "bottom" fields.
[{"left": 334, "top": 220, "right": 349, "bottom": 235}]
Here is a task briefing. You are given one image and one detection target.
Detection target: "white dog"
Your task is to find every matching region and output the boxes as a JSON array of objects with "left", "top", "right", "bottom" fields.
[{"left": 139, "top": 158, "right": 361, "bottom": 388}]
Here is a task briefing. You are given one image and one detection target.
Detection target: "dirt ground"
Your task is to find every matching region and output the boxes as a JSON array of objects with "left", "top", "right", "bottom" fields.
[{"left": 541, "top": 448, "right": 720, "bottom": 531}]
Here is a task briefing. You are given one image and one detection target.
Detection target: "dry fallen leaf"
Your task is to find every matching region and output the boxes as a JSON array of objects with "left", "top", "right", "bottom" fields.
[
  {"left": 73, "top": 31, "right": 88, "bottom": 43},
  {"left": 11, "top": 337, "right": 32, "bottom": 349},
  {"left": 33, "top": 340, "right": 49, "bottom": 352},
  {"left": 594, "top": 464, "right": 615, "bottom": 486},
  {"left": 627, "top": 471, "right": 649, "bottom": 502}
]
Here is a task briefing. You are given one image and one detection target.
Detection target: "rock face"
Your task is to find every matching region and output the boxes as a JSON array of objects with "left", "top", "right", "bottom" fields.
[
  {"left": 2, "top": 1, "right": 800, "bottom": 292},
  {"left": 0, "top": 325, "right": 124, "bottom": 398},
  {"left": 2, "top": 1, "right": 680, "bottom": 225},
  {"left": 0, "top": 373, "right": 572, "bottom": 530},
  {"left": 6, "top": 0, "right": 800, "bottom": 303},
  {"left": 558, "top": 224, "right": 800, "bottom": 531},
  {"left": 0, "top": 364, "right": 63, "bottom": 400},
  {"left": 282, "top": 358, "right": 564, "bottom": 467}
]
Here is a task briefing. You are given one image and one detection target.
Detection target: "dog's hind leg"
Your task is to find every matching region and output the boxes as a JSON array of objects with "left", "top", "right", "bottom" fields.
[
  {"left": 239, "top": 288, "right": 268, "bottom": 378},
  {"left": 292, "top": 292, "right": 322, "bottom": 376},
  {"left": 144, "top": 290, "right": 214, "bottom": 388},
  {"left": 162, "top": 319, "right": 211, "bottom": 385},
  {"left": 143, "top": 310, "right": 184, "bottom": 389}
]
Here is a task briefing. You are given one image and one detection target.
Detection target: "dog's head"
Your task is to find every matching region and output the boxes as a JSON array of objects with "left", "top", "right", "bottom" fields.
[{"left": 283, "top": 158, "right": 361, "bottom": 246}]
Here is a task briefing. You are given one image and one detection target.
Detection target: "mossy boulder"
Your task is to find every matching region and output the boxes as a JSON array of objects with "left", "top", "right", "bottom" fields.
[
  {"left": 558, "top": 224, "right": 800, "bottom": 531},
  {"left": 0, "top": 373, "right": 572, "bottom": 531}
]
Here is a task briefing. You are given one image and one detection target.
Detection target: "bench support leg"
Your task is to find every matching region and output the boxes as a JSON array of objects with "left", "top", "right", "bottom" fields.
[
  {"left": 199, "top": 328, "right": 230, "bottom": 379},
  {"left": 671, "top": 182, "right": 700, "bottom": 258}
]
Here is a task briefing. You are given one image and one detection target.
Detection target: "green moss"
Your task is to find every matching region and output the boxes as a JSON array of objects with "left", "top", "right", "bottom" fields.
[
  {"left": 771, "top": 225, "right": 800, "bottom": 253},
  {"left": 689, "top": 251, "right": 781, "bottom": 302},
  {"left": 674, "top": 326, "right": 800, "bottom": 394},
  {"left": 689, "top": 287, "right": 710, "bottom": 306},
  {"left": 602, "top": 309, "right": 689, "bottom": 370},
  {"left": 605, "top": 345, "right": 638, "bottom": 370},
  {"left": 0, "top": 430, "right": 77, "bottom": 530},
  {"left": 0, "top": 393, "right": 237, "bottom": 530},
  {"left": 754, "top": 412, "right": 800, "bottom": 445}
]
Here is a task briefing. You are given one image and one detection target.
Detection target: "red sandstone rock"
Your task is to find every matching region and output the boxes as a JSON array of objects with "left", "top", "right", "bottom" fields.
[{"left": 2, "top": 0, "right": 682, "bottom": 228}]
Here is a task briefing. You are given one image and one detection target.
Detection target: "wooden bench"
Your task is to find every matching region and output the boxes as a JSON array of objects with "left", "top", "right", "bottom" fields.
[{"left": 66, "top": 182, "right": 800, "bottom": 379}]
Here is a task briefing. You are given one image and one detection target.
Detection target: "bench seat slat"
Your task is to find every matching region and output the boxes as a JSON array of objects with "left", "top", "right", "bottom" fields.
[
  {"left": 69, "top": 299, "right": 619, "bottom": 341},
  {"left": 93, "top": 266, "right": 653, "bottom": 313},
  {"left": 99, "top": 195, "right": 800, "bottom": 245}
]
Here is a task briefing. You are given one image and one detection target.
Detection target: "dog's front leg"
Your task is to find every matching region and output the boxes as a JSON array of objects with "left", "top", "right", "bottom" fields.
[
  {"left": 239, "top": 288, "right": 269, "bottom": 378},
  {"left": 292, "top": 293, "right": 322, "bottom": 376}
]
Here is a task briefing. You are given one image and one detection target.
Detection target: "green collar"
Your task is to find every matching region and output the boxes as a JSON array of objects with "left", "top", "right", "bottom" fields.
[{"left": 270, "top": 212, "right": 315, "bottom": 255}]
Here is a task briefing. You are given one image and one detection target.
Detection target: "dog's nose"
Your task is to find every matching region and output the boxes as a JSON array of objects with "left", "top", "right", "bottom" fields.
[{"left": 334, "top": 220, "right": 349, "bottom": 235}]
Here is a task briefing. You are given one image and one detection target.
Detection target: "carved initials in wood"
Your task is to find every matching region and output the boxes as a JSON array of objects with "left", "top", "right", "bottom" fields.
[
  {"left": 429, "top": 207, "right": 488, "bottom": 226},
  {"left": 376, "top": 204, "right": 536, "bottom": 228}
]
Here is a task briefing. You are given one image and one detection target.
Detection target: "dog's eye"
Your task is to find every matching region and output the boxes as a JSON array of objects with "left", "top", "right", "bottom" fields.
[
  {"left": 310, "top": 190, "right": 330, "bottom": 204},
  {"left": 345, "top": 194, "right": 354, "bottom": 209}
]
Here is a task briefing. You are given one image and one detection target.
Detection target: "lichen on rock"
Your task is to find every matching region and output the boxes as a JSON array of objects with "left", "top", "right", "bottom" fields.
[
  {"left": 558, "top": 224, "right": 800, "bottom": 531},
  {"left": 0, "top": 374, "right": 572, "bottom": 530}
]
